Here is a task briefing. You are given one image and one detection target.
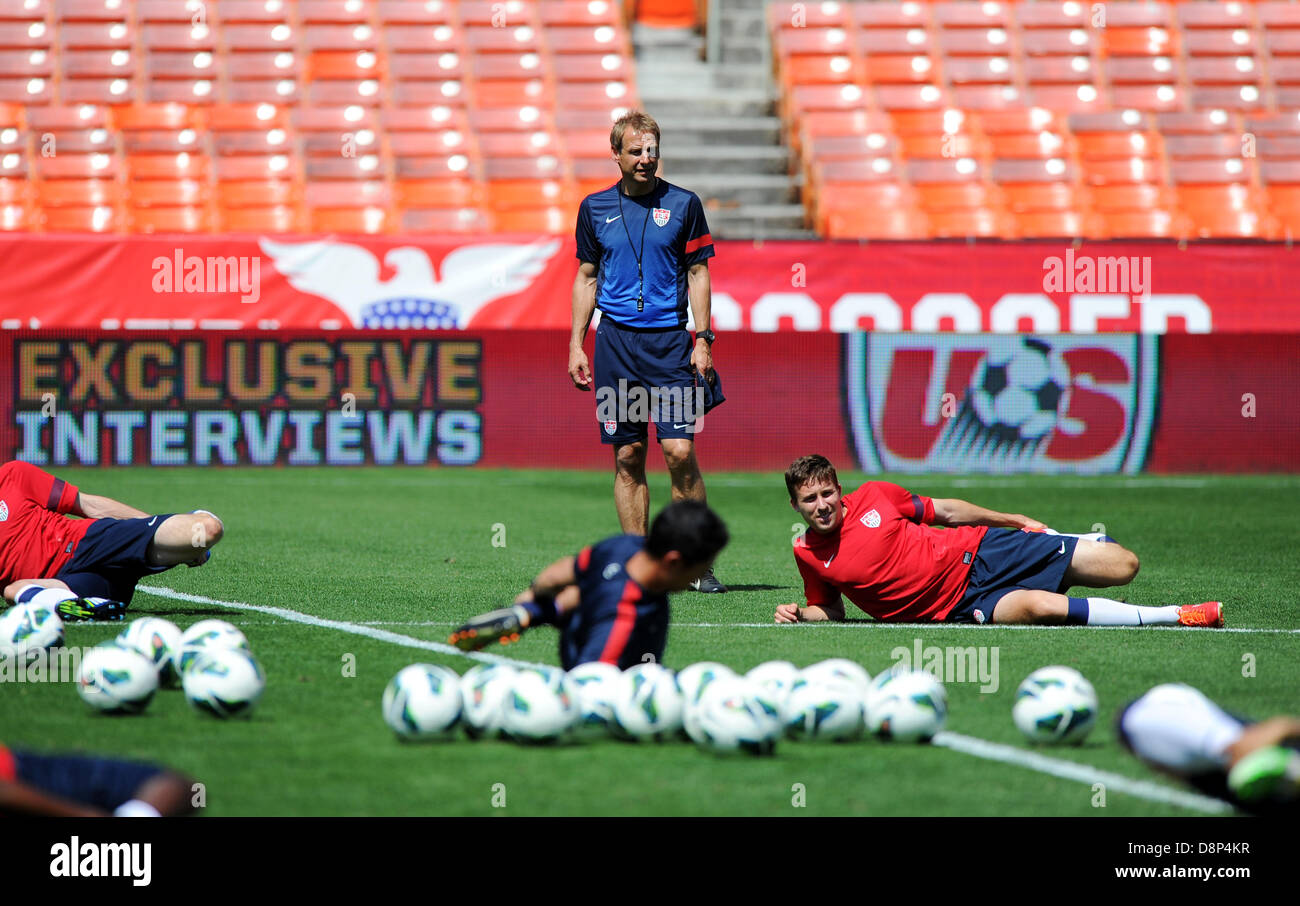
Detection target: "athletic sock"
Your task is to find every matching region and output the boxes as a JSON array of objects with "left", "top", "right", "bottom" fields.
[
  {"left": 1067, "top": 596, "right": 1179, "bottom": 626},
  {"left": 15, "top": 586, "right": 78, "bottom": 609}
]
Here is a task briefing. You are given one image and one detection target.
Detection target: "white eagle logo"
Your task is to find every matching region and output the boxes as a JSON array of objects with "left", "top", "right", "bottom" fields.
[
  {"left": 258, "top": 238, "right": 561, "bottom": 329},
  {"left": 861, "top": 509, "right": 881, "bottom": 528}
]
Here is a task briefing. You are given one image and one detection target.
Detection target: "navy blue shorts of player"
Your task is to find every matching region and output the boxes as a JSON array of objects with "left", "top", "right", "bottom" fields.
[
  {"left": 10, "top": 751, "right": 164, "bottom": 812},
  {"left": 594, "top": 319, "right": 699, "bottom": 445},
  {"left": 560, "top": 534, "right": 669, "bottom": 670},
  {"left": 55, "top": 514, "right": 175, "bottom": 603},
  {"left": 946, "top": 529, "right": 1080, "bottom": 624}
]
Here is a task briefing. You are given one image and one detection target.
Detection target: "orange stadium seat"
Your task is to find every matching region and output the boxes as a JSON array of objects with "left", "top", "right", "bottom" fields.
[
  {"left": 377, "top": 0, "right": 453, "bottom": 26},
  {"left": 823, "top": 207, "right": 932, "bottom": 240},
  {"left": 57, "top": 0, "right": 131, "bottom": 22},
  {"left": 1002, "top": 181, "right": 1085, "bottom": 212},
  {"left": 395, "top": 178, "right": 484, "bottom": 209},
  {"left": 543, "top": 26, "right": 628, "bottom": 55},
  {"left": 915, "top": 181, "right": 1002, "bottom": 211},
  {"left": 1081, "top": 157, "right": 1165, "bottom": 186},
  {"left": 1017, "top": 209, "right": 1097, "bottom": 238},
  {"left": 875, "top": 84, "right": 949, "bottom": 110},
  {"left": 1100, "top": 208, "right": 1191, "bottom": 239},
  {"left": 39, "top": 204, "right": 122, "bottom": 232},
  {"left": 929, "top": 207, "right": 1017, "bottom": 238},
  {"left": 777, "top": 27, "right": 854, "bottom": 56},
  {"left": 1076, "top": 130, "right": 1162, "bottom": 159},
  {"left": 399, "top": 206, "right": 492, "bottom": 234},
  {"left": 217, "top": 205, "right": 302, "bottom": 233},
  {"left": 1025, "top": 84, "right": 1104, "bottom": 113},
  {"left": 301, "top": 1, "right": 374, "bottom": 25},
  {"left": 129, "top": 205, "right": 213, "bottom": 233},
  {"left": 769, "top": 1, "right": 852, "bottom": 29},
  {"left": 1090, "top": 183, "right": 1177, "bottom": 212}
]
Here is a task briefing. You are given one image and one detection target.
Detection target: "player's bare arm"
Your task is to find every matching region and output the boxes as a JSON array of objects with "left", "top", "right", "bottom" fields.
[
  {"left": 774, "top": 598, "right": 845, "bottom": 624},
  {"left": 509, "top": 554, "right": 580, "bottom": 628},
  {"left": 569, "top": 260, "right": 598, "bottom": 389},
  {"left": 1225, "top": 717, "right": 1300, "bottom": 765},
  {"left": 0, "top": 778, "right": 106, "bottom": 817},
  {"left": 72, "top": 492, "right": 150, "bottom": 520},
  {"left": 687, "top": 261, "right": 713, "bottom": 378},
  {"left": 930, "top": 497, "right": 1045, "bottom": 530}
]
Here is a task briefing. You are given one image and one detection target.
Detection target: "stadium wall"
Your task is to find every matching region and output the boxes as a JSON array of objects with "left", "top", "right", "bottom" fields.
[{"left": 2, "top": 330, "right": 1296, "bottom": 473}]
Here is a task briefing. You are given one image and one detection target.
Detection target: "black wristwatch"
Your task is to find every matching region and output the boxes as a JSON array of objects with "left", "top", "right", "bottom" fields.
[{"left": 696, "top": 329, "right": 716, "bottom": 345}]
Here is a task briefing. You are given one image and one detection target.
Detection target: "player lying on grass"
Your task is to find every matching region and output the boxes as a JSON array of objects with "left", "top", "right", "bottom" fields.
[
  {"left": 449, "top": 501, "right": 728, "bottom": 668},
  {"left": 1119, "top": 683, "right": 1300, "bottom": 814},
  {"left": 774, "top": 454, "right": 1222, "bottom": 627},
  {"left": 0, "top": 460, "right": 223, "bottom": 621},
  {"left": 0, "top": 741, "right": 196, "bottom": 816}
]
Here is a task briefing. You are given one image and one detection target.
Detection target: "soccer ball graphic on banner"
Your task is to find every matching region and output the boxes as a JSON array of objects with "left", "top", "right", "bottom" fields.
[
  {"left": 1012, "top": 666, "right": 1098, "bottom": 744},
  {"left": 76, "top": 644, "right": 159, "bottom": 714},
  {"left": 968, "top": 337, "right": 1071, "bottom": 443},
  {"left": 382, "top": 664, "right": 462, "bottom": 739}
]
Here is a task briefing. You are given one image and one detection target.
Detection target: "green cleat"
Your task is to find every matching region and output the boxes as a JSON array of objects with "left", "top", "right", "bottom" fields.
[
  {"left": 1227, "top": 745, "right": 1300, "bottom": 803},
  {"left": 448, "top": 605, "right": 527, "bottom": 652},
  {"left": 57, "top": 597, "right": 128, "bottom": 623}
]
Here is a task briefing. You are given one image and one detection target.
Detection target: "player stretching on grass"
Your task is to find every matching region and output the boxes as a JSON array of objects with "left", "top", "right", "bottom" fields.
[
  {"left": 0, "top": 460, "right": 223, "bottom": 621},
  {"left": 1119, "top": 683, "right": 1300, "bottom": 814},
  {"left": 0, "top": 741, "right": 195, "bottom": 816},
  {"left": 449, "top": 501, "right": 728, "bottom": 668},
  {"left": 775, "top": 454, "right": 1222, "bottom": 628}
]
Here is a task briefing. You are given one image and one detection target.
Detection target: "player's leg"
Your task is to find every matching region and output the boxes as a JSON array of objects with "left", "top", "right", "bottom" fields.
[
  {"left": 661, "top": 438, "right": 705, "bottom": 502},
  {"left": 1062, "top": 539, "right": 1140, "bottom": 588},
  {"left": 3, "top": 578, "right": 70, "bottom": 603},
  {"left": 613, "top": 441, "right": 650, "bottom": 535},
  {"left": 1118, "top": 684, "right": 1243, "bottom": 778},
  {"left": 991, "top": 588, "right": 1214, "bottom": 626},
  {"left": 146, "top": 511, "right": 224, "bottom": 567}
]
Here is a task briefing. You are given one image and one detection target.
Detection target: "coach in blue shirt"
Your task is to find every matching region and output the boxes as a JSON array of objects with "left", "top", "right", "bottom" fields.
[{"left": 568, "top": 111, "right": 726, "bottom": 593}]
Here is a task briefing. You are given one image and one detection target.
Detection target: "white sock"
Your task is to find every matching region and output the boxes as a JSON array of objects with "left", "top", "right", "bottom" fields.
[
  {"left": 113, "top": 799, "right": 162, "bottom": 817},
  {"left": 1084, "top": 597, "right": 1179, "bottom": 626},
  {"left": 16, "top": 586, "right": 78, "bottom": 608}
]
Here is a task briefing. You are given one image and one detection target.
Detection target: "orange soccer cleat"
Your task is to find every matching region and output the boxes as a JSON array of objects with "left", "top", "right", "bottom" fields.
[{"left": 1177, "top": 601, "right": 1224, "bottom": 628}]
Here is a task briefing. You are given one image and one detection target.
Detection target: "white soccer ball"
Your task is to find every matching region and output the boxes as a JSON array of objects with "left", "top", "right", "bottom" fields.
[
  {"left": 76, "top": 644, "right": 159, "bottom": 714},
  {"left": 1013, "top": 665, "right": 1098, "bottom": 744},
  {"left": 116, "top": 618, "right": 183, "bottom": 685},
  {"left": 745, "top": 660, "right": 800, "bottom": 709},
  {"left": 611, "top": 663, "right": 683, "bottom": 741},
  {"left": 866, "top": 668, "right": 947, "bottom": 742},
  {"left": 502, "top": 666, "right": 579, "bottom": 744},
  {"left": 0, "top": 601, "right": 64, "bottom": 662},
  {"left": 175, "top": 619, "right": 250, "bottom": 675},
  {"left": 782, "top": 675, "right": 865, "bottom": 742},
  {"left": 687, "top": 676, "right": 780, "bottom": 756},
  {"left": 566, "top": 661, "right": 624, "bottom": 738},
  {"left": 183, "top": 648, "right": 265, "bottom": 718},
  {"left": 801, "top": 658, "right": 873, "bottom": 700},
  {"left": 676, "top": 661, "right": 737, "bottom": 709},
  {"left": 382, "top": 664, "right": 462, "bottom": 739},
  {"left": 460, "top": 663, "right": 517, "bottom": 740}
]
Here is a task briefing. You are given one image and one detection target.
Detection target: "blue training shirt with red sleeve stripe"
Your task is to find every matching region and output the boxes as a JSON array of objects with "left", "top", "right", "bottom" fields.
[
  {"left": 574, "top": 178, "right": 715, "bottom": 329},
  {"left": 561, "top": 534, "right": 670, "bottom": 670}
]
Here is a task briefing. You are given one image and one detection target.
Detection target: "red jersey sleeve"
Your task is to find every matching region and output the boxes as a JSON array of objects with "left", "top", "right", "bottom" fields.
[
  {"left": 870, "top": 481, "right": 934, "bottom": 524},
  {"left": 794, "top": 546, "right": 842, "bottom": 609},
  {"left": 3, "top": 461, "right": 79, "bottom": 514}
]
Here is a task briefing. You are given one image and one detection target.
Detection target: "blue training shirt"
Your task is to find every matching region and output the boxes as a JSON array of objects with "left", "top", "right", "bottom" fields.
[
  {"left": 560, "top": 534, "right": 670, "bottom": 670},
  {"left": 574, "top": 178, "right": 715, "bottom": 329}
]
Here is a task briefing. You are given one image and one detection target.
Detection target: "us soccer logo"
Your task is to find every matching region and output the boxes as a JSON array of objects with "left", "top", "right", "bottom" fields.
[
  {"left": 652, "top": 208, "right": 670, "bottom": 227},
  {"left": 604, "top": 420, "right": 617, "bottom": 436},
  {"left": 845, "top": 334, "right": 1159, "bottom": 474}
]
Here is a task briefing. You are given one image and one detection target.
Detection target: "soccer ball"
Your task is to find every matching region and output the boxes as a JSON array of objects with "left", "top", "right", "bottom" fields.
[
  {"left": 116, "top": 618, "right": 183, "bottom": 686},
  {"left": 175, "top": 619, "right": 250, "bottom": 674},
  {"left": 800, "top": 658, "right": 872, "bottom": 701},
  {"left": 76, "top": 644, "right": 159, "bottom": 714},
  {"left": 687, "top": 676, "right": 780, "bottom": 756},
  {"left": 382, "top": 664, "right": 462, "bottom": 739},
  {"left": 866, "top": 668, "right": 947, "bottom": 742},
  {"left": 1013, "top": 665, "right": 1098, "bottom": 744},
  {"left": 782, "top": 675, "right": 865, "bottom": 742},
  {"left": 460, "top": 663, "right": 517, "bottom": 740},
  {"left": 566, "top": 661, "right": 624, "bottom": 738},
  {"left": 969, "top": 337, "right": 1070, "bottom": 442},
  {"left": 183, "top": 648, "right": 265, "bottom": 718},
  {"left": 745, "top": 660, "right": 800, "bottom": 707},
  {"left": 610, "top": 663, "right": 684, "bottom": 741},
  {"left": 0, "top": 601, "right": 64, "bottom": 662},
  {"left": 675, "top": 661, "right": 736, "bottom": 709},
  {"left": 501, "top": 666, "right": 579, "bottom": 744}
]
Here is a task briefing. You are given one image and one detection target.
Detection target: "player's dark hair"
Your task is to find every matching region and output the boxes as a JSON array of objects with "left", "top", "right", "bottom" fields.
[
  {"left": 646, "top": 501, "right": 728, "bottom": 566},
  {"left": 785, "top": 454, "right": 839, "bottom": 500},
  {"left": 611, "top": 110, "right": 661, "bottom": 152}
]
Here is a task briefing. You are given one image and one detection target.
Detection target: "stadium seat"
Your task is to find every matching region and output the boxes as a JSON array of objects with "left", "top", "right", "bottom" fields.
[
  {"left": 778, "top": 27, "right": 854, "bottom": 56},
  {"left": 1019, "top": 29, "right": 1093, "bottom": 57},
  {"left": 1023, "top": 55, "right": 1095, "bottom": 85},
  {"left": 1090, "top": 183, "right": 1177, "bottom": 212},
  {"left": 37, "top": 178, "right": 121, "bottom": 207},
  {"left": 1025, "top": 84, "right": 1104, "bottom": 113},
  {"left": 543, "top": 26, "right": 627, "bottom": 55},
  {"left": 1015, "top": 210, "right": 1097, "bottom": 239},
  {"left": 1155, "top": 110, "right": 1236, "bottom": 134},
  {"left": 377, "top": 0, "right": 454, "bottom": 26},
  {"left": 1099, "top": 208, "right": 1191, "bottom": 239},
  {"left": 823, "top": 207, "right": 931, "bottom": 240},
  {"left": 399, "top": 206, "right": 492, "bottom": 234},
  {"left": 129, "top": 205, "right": 213, "bottom": 233},
  {"left": 988, "top": 131, "right": 1070, "bottom": 159},
  {"left": 217, "top": 180, "right": 299, "bottom": 208},
  {"left": 129, "top": 179, "right": 206, "bottom": 207},
  {"left": 1081, "top": 157, "right": 1165, "bottom": 185},
  {"left": 39, "top": 204, "right": 122, "bottom": 232},
  {"left": 769, "top": 1, "right": 852, "bottom": 28},
  {"left": 1163, "top": 133, "right": 1249, "bottom": 158},
  {"left": 1001, "top": 182, "right": 1085, "bottom": 213},
  {"left": 394, "top": 178, "right": 484, "bottom": 208},
  {"left": 1111, "top": 84, "right": 1185, "bottom": 112},
  {"left": 1076, "top": 131, "right": 1162, "bottom": 159},
  {"left": 1182, "top": 30, "right": 1257, "bottom": 56},
  {"left": 915, "top": 181, "right": 1002, "bottom": 211},
  {"left": 310, "top": 206, "right": 392, "bottom": 234},
  {"left": 127, "top": 152, "right": 208, "bottom": 180},
  {"left": 928, "top": 207, "right": 1016, "bottom": 239},
  {"left": 491, "top": 206, "right": 570, "bottom": 234},
  {"left": 217, "top": 204, "right": 303, "bottom": 233}
]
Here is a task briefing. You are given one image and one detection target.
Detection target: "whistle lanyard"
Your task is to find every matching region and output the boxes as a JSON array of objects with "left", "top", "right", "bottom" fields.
[{"left": 617, "top": 183, "right": 654, "bottom": 313}]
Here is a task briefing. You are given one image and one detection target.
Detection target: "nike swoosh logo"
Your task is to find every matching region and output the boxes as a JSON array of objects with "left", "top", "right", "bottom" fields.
[
  {"left": 148, "top": 516, "right": 158, "bottom": 526},
  {"left": 605, "top": 215, "right": 621, "bottom": 223},
  {"left": 1058, "top": 541, "right": 1066, "bottom": 554},
  {"left": 673, "top": 423, "right": 691, "bottom": 429},
  {"left": 824, "top": 556, "right": 834, "bottom": 568}
]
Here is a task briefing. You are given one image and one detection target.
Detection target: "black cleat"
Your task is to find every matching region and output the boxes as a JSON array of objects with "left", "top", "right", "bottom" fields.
[
  {"left": 57, "top": 597, "right": 128, "bottom": 622},
  {"left": 690, "top": 569, "right": 727, "bottom": 593},
  {"left": 448, "top": 605, "right": 527, "bottom": 651}
]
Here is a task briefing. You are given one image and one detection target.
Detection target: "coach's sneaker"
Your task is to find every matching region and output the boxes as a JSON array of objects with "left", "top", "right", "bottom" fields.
[
  {"left": 1177, "top": 601, "right": 1224, "bottom": 628},
  {"left": 1227, "top": 746, "right": 1300, "bottom": 803},
  {"left": 57, "top": 597, "right": 128, "bottom": 623},
  {"left": 690, "top": 568, "right": 727, "bottom": 594},
  {"left": 449, "top": 605, "right": 527, "bottom": 651}
]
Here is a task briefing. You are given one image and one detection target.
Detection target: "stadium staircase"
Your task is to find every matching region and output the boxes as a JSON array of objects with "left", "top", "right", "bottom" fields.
[{"left": 635, "top": 0, "right": 816, "bottom": 239}]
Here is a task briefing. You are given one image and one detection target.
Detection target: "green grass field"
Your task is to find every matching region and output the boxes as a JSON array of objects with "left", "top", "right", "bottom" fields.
[{"left": 4, "top": 467, "right": 1298, "bottom": 817}]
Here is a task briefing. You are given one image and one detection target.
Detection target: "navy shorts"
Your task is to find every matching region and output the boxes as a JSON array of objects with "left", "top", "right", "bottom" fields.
[
  {"left": 947, "top": 529, "right": 1079, "bottom": 624},
  {"left": 560, "top": 601, "right": 670, "bottom": 671},
  {"left": 593, "top": 319, "right": 701, "bottom": 445},
  {"left": 56, "top": 515, "right": 175, "bottom": 603},
  {"left": 13, "top": 751, "right": 164, "bottom": 811}
]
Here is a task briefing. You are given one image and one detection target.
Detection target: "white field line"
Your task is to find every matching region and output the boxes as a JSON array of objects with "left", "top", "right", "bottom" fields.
[
  {"left": 137, "top": 584, "right": 1237, "bottom": 815},
  {"left": 932, "top": 732, "right": 1232, "bottom": 815}
]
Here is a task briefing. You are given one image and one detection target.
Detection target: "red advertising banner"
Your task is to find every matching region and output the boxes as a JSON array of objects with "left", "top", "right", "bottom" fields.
[
  {"left": 3, "top": 236, "right": 1300, "bottom": 333},
  {"left": 0, "top": 330, "right": 1294, "bottom": 473}
]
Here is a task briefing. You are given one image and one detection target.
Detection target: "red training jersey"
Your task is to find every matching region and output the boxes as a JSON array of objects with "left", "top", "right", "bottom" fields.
[
  {"left": 0, "top": 461, "right": 90, "bottom": 586},
  {"left": 792, "top": 482, "right": 988, "bottom": 622}
]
